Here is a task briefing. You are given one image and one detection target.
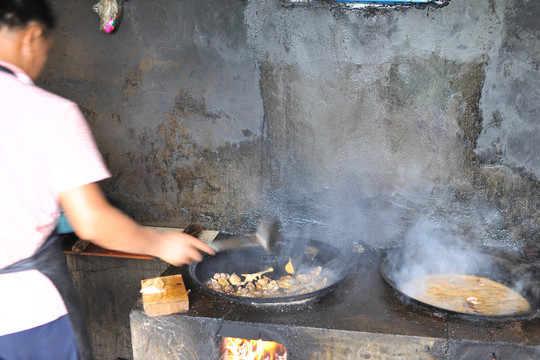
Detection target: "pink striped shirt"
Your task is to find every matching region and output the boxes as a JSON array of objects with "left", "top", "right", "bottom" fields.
[{"left": 0, "top": 61, "right": 111, "bottom": 335}]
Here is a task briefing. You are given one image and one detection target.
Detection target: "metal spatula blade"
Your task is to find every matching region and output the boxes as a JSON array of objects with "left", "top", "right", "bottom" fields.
[
  {"left": 254, "top": 220, "right": 281, "bottom": 253},
  {"left": 209, "top": 220, "right": 281, "bottom": 254}
]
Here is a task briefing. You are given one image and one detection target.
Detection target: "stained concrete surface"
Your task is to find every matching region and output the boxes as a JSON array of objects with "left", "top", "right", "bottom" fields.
[
  {"left": 42, "top": 0, "right": 539, "bottom": 240},
  {"left": 39, "top": 0, "right": 540, "bottom": 358}
]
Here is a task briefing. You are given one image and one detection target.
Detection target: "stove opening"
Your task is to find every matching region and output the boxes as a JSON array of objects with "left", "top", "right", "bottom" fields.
[{"left": 219, "top": 337, "right": 288, "bottom": 360}]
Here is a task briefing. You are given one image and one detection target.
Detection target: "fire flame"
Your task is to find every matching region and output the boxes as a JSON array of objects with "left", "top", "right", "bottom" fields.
[{"left": 222, "top": 337, "right": 287, "bottom": 360}]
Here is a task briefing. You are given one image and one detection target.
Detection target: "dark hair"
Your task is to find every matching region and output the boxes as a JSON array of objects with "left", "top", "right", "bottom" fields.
[{"left": 0, "top": 0, "right": 55, "bottom": 30}]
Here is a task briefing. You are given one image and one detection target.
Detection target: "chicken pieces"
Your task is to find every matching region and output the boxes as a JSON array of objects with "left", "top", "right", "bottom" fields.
[{"left": 206, "top": 261, "right": 328, "bottom": 298}]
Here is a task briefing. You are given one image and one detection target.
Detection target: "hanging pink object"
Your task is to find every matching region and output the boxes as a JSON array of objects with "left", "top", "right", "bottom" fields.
[{"left": 92, "top": 0, "right": 124, "bottom": 34}]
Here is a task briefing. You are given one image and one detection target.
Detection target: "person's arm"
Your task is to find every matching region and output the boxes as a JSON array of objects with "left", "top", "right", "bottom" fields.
[{"left": 59, "top": 182, "right": 215, "bottom": 266}]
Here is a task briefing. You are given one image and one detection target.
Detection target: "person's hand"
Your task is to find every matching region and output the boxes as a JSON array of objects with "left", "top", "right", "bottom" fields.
[{"left": 149, "top": 229, "right": 215, "bottom": 266}]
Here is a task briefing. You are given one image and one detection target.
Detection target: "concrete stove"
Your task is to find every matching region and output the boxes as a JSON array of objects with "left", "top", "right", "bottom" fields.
[{"left": 130, "top": 249, "right": 540, "bottom": 359}]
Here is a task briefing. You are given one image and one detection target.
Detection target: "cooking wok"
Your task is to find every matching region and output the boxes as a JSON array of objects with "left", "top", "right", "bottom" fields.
[
  {"left": 381, "top": 246, "right": 540, "bottom": 320},
  {"left": 189, "top": 237, "right": 354, "bottom": 306}
]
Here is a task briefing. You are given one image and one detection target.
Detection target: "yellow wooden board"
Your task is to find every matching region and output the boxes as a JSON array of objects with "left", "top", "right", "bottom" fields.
[{"left": 141, "top": 275, "right": 189, "bottom": 317}]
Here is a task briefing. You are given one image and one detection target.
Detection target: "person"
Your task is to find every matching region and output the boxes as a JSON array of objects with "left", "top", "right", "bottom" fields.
[{"left": 0, "top": 1, "right": 215, "bottom": 359}]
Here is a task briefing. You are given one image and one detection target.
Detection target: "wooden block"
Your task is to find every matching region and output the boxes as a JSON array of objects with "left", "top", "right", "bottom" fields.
[
  {"left": 140, "top": 277, "right": 165, "bottom": 294},
  {"left": 141, "top": 275, "right": 189, "bottom": 317}
]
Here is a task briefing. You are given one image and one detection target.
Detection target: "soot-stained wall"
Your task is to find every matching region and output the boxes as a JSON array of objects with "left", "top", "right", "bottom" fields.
[
  {"left": 43, "top": 0, "right": 539, "bottom": 358},
  {"left": 43, "top": 0, "right": 538, "bottom": 247}
]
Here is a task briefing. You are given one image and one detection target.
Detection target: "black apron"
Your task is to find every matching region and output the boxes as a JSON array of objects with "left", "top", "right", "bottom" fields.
[
  {"left": 0, "top": 230, "right": 93, "bottom": 359},
  {"left": 0, "top": 65, "right": 92, "bottom": 360}
]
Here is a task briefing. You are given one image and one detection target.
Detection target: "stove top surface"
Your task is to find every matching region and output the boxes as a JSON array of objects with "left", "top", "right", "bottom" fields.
[{"left": 156, "top": 248, "right": 540, "bottom": 346}]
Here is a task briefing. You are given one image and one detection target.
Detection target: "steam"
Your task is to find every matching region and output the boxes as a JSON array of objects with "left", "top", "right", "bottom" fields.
[
  {"left": 386, "top": 218, "right": 495, "bottom": 289},
  {"left": 261, "top": 159, "right": 535, "bottom": 310}
]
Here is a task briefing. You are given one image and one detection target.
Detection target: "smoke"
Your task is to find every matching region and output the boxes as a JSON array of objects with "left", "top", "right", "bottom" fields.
[
  {"left": 386, "top": 217, "right": 495, "bottom": 289},
  {"left": 509, "top": 262, "right": 540, "bottom": 308},
  {"left": 266, "top": 173, "right": 437, "bottom": 250}
]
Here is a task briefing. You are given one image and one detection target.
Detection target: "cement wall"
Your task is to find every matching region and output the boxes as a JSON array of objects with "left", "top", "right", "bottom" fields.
[
  {"left": 41, "top": 0, "right": 539, "bottom": 358},
  {"left": 43, "top": 0, "right": 539, "bottom": 245}
]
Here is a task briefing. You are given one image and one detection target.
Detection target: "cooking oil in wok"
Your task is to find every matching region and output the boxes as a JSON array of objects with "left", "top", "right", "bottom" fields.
[{"left": 401, "top": 273, "right": 531, "bottom": 316}]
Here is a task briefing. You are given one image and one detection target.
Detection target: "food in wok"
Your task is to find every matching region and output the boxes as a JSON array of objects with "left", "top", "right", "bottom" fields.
[
  {"left": 206, "top": 260, "right": 328, "bottom": 298},
  {"left": 401, "top": 273, "right": 531, "bottom": 316}
]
